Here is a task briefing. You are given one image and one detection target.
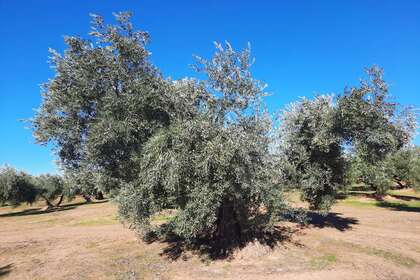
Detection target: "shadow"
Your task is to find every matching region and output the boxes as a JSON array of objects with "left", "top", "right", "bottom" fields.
[
  {"left": 388, "top": 194, "right": 420, "bottom": 202},
  {"left": 376, "top": 201, "right": 420, "bottom": 213},
  {"left": 156, "top": 225, "right": 301, "bottom": 261},
  {"left": 337, "top": 193, "right": 420, "bottom": 213},
  {"left": 0, "top": 199, "right": 109, "bottom": 218},
  {"left": 63, "top": 199, "right": 109, "bottom": 208},
  {"left": 307, "top": 212, "right": 359, "bottom": 232},
  {"left": 0, "top": 264, "right": 13, "bottom": 277},
  {"left": 0, "top": 205, "right": 77, "bottom": 218}
]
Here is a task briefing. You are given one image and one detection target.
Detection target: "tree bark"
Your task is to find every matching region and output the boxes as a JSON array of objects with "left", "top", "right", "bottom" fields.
[
  {"left": 55, "top": 195, "right": 64, "bottom": 207},
  {"left": 395, "top": 179, "right": 405, "bottom": 189},
  {"left": 95, "top": 191, "right": 104, "bottom": 200},
  {"left": 82, "top": 194, "right": 92, "bottom": 203},
  {"left": 214, "top": 199, "right": 242, "bottom": 252},
  {"left": 40, "top": 195, "right": 54, "bottom": 210}
]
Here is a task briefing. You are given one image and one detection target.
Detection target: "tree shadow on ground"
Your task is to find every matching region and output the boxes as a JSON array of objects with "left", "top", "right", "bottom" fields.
[
  {"left": 387, "top": 194, "right": 420, "bottom": 202},
  {"left": 307, "top": 212, "right": 359, "bottom": 231},
  {"left": 0, "top": 200, "right": 108, "bottom": 218},
  {"left": 64, "top": 199, "right": 108, "bottom": 208},
  {"left": 153, "top": 225, "right": 301, "bottom": 261},
  {"left": 0, "top": 205, "right": 77, "bottom": 218},
  {"left": 375, "top": 201, "right": 420, "bottom": 213},
  {"left": 0, "top": 264, "right": 13, "bottom": 277},
  {"left": 337, "top": 192, "right": 420, "bottom": 213}
]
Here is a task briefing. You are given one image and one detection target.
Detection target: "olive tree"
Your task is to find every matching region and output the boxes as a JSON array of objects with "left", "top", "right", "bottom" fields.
[
  {"left": 386, "top": 146, "right": 420, "bottom": 190},
  {"left": 279, "top": 66, "right": 416, "bottom": 203},
  {"left": 336, "top": 66, "right": 416, "bottom": 195},
  {"left": 0, "top": 166, "right": 68, "bottom": 208},
  {"left": 344, "top": 155, "right": 392, "bottom": 196},
  {"left": 118, "top": 43, "right": 286, "bottom": 250},
  {"left": 34, "top": 174, "right": 65, "bottom": 207},
  {"left": 277, "top": 95, "right": 344, "bottom": 211},
  {"left": 33, "top": 13, "right": 289, "bottom": 251},
  {"left": 0, "top": 166, "right": 38, "bottom": 207},
  {"left": 63, "top": 166, "right": 110, "bottom": 202}
]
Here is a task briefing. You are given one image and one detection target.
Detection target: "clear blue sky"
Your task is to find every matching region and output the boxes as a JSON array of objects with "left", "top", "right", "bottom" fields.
[{"left": 1, "top": 0, "right": 419, "bottom": 175}]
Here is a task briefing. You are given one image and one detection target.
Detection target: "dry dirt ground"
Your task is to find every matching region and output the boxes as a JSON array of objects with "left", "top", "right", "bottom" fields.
[{"left": 1, "top": 191, "right": 419, "bottom": 280}]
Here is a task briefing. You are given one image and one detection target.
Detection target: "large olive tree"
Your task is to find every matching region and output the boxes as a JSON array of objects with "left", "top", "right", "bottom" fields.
[
  {"left": 33, "top": 13, "right": 288, "bottom": 252},
  {"left": 117, "top": 43, "right": 286, "bottom": 249}
]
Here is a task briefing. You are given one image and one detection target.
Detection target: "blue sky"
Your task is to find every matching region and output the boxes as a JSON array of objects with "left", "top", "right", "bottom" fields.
[{"left": 0, "top": 0, "right": 419, "bottom": 174}]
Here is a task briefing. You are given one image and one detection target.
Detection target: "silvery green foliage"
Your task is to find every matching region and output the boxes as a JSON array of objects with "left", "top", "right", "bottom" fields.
[
  {"left": 118, "top": 43, "right": 286, "bottom": 244},
  {"left": 0, "top": 166, "right": 67, "bottom": 207},
  {"left": 32, "top": 12, "right": 176, "bottom": 186},
  {"left": 280, "top": 66, "right": 417, "bottom": 200},
  {"left": 278, "top": 95, "right": 344, "bottom": 211},
  {"left": 62, "top": 164, "right": 119, "bottom": 199},
  {"left": 34, "top": 174, "right": 64, "bottom": 203},
  {"left": 386, "top": 146, "right": 420, "bottom": 190},
  {"left": 336, "top": 66, "right": 416, "bottom": 163},
  {"left": 0, "top": 166, "right": 38, "bottom": 207},
  {"left": 345, "top": 155, "right": 392, "bottom": 196},
  {"left": 336, "top": 66, "right": 417, "bottom": 194},
  {"left": 33, "top": 12, "right": 286, "bottom": 246}
]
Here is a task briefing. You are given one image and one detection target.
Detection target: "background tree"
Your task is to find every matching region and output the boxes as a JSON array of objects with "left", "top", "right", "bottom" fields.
[
  {"left": 278, "top": 95, "right": 344, "bottom": 211},
  {"left": 34, "top": 174, "right": 65, "bottom": 207},
  {"left": 0, "top": 166, "right": 38, "bottom": 207},
  {"left": 279, "top": 66, "right": 417, "bottom": 204},
  {"left": 344, "top": 155, "right": 392, "bottom": 196},
  {"left": 386, "top": 146, "right": 420, "bottom": 190},
  {"left": 63, "top": 165, "right": 110, "bottom": 202},
  {"left": 336, "top": 66, "right": 416, "bottom": 195}
]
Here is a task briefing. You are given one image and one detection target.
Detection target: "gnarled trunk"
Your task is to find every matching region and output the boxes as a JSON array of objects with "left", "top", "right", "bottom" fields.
[
  {"left": 214, "top": 199, "right": 242, "bottom": 253},
  {"left": 393, "top": 177, "right": 406, "bottom": 189},
  {"left": 95, "top": 191, "right": 104, "bottom": 200},
  {"left": 40, "top": 195, "right": 54, "bottom": 210},
  {"left": 55, "top": 195, "right": 64, "bottom": 207},
  {"left": 82, "top": 194, "right": 92, "bottom": 203}
]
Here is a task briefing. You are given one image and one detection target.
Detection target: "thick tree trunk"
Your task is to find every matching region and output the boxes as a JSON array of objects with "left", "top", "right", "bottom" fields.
[
  {"left": 40, "top": 195, "right": 54, "bottom": 210},
  {"left": 214, "top": 199, "right": 242, "bottom": 253},
  {"left": 95, "top": 191, "right": 104, "bottom": 200},
  {"left": 395, "top": 179, "right": 405, "bottom": 189},
  {"left": 82, "top": 194, "right": 92, "bottom": 203},
  {"left": 55, "top": 195, "right": 64, "bottom": 207},
  {"left": 372, "top": 184, "right": 385, "bottom": 200}
]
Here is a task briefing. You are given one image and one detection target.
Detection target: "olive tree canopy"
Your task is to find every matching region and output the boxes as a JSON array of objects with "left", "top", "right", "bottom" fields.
[
  {"left": 118, "top": 42, "right": 287, "bottom": 249},
  {"left": 32, "top": 12, "right": 184, "bottom": 189},
  {"left": 33, "top": 13, "right": 289, "bottom": 252},
  {"left": 279, "top": 66, "right": 417, "bottom": 202}
]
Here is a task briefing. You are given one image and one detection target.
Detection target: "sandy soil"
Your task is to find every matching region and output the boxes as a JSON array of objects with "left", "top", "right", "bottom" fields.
[{"left": 0, "top": 196, "right": 419, "bottom": 280}]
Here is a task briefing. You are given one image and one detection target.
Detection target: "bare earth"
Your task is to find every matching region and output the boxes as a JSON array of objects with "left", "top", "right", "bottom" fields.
[{"left": 1, "top": 195, "right": 419, "bottom": 280}]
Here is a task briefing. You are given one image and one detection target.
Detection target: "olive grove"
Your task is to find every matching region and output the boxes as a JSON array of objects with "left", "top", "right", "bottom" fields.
[
  {"left": 0, "top": 166, "right": 68, "bottom": 208},
  {"left": 31, "top": 12, "right": 418, "bottom": 252}
]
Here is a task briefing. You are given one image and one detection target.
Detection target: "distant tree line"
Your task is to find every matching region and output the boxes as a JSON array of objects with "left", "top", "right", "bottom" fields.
[
  {"left": 0, "top": 166, "right": 104, "bottom": 208},
  {"left": 3, "top": 12, "right": 415, "bottom": 252}
]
